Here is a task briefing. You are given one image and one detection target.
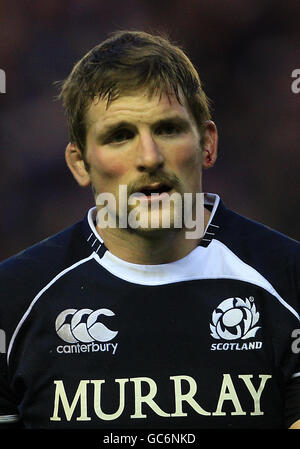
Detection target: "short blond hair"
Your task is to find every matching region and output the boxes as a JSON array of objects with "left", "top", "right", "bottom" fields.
[{"left": 58, "top": 30, "right": 211, "bottom": 152}]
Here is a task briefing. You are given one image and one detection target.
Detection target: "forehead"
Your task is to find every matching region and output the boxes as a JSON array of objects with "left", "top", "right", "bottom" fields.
[{"left": 85, "top": 90, "right": 195, "bottom": 132}]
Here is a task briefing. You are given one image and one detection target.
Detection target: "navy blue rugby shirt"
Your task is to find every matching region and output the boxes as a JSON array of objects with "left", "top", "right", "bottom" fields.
[{"left": 0, "top": 193, "right": 299, "bottom": 429}]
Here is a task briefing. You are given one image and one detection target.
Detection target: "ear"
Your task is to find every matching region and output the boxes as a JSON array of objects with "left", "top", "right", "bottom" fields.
[
  {"left": 65, "top": 143, "right": 91, "bottom": 187},
  {"left": 201, "top": 121, "right": 218, "bottom": 169}
]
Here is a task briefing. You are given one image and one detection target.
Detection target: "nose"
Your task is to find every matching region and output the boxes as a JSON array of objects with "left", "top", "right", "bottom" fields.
[{"left": 135, "top": 133, "right": 164, "bottom": 173}]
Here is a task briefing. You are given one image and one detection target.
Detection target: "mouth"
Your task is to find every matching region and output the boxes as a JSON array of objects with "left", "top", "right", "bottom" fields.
[{"left": 133, "top": 183, "right": 173, "bottom": 198}]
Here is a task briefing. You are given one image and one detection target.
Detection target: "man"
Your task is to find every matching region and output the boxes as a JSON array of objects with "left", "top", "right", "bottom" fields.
[{"left": 0, "top": 30, "right": 299, "bottom": 429}]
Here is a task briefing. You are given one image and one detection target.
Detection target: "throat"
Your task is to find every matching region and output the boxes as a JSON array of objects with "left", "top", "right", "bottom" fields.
[
  {"left": 96, "top": 207, "right": 211, "bottom": 264},
  {"left": 98, "top": 226, "right": 198, "bottom": 264}
]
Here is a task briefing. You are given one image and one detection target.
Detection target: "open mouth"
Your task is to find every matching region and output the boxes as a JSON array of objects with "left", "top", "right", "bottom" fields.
[{"left": 136, "top": 183, "right": 172, "bottom": 197}]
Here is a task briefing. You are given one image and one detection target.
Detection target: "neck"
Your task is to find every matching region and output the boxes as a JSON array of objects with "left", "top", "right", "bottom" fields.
[{"left": 96, "top": 208, "right": 211, "bottom": 265}]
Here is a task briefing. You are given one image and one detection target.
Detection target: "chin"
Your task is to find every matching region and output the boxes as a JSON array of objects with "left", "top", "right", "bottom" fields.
[
  {"left": 127, "top": 220, "right": 183, "bottom": 239},
  {"left": 130, "top": 206, "right": 182, "bottom": 230}
]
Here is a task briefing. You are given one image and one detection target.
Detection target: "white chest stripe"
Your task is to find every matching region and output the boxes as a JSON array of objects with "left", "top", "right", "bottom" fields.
[
  {"left": 8, "top": 241, "right": 299, "bottom": 365},
  {"left": 94, "top": 239, "right": 300, "bottom": 321},
  {"left": 7, "top": 254, "right": 95, "bottom": 364}
]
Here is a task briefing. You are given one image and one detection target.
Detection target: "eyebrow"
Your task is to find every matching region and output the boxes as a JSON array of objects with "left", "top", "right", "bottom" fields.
[
  {"left": 95, "top": 115, "right": 192, "bottom": 142},
  {"left": 152, "top": 116, "right": 191, "bottom": 131}
]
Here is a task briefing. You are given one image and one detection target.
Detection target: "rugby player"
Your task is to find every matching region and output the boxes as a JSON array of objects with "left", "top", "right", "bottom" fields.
[{"left": 0, "top": 30, "right": 299, "bottom": 429}]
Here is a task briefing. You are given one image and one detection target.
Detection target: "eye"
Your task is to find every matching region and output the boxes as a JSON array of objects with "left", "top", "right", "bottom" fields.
[
  {"left": 107, "top": 128, "right": 134, "bottom": 144},
  {"left": 156, "top": 122, "right": 183, "bottom": 136}
]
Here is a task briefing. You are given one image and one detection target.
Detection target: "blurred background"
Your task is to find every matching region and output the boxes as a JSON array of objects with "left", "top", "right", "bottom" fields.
[{"left": 0, "top": 0, "right": 299, "bottom": 260}]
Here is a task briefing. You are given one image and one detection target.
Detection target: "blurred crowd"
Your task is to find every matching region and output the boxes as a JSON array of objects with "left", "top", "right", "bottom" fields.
[{"left": 0, "top": 0, "right": 299, "bottom": 260}]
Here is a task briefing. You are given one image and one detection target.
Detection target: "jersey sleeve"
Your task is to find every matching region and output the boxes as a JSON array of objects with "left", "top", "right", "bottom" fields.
[
  {"left": 285, "top": 249, "right": 300, "bottom": 427},
  {"left": 285, "top": 376, "right": 300, "bottom": 428},
  {"left": 0, "top": 266, "right": 22, "bottom": 427},
  {"left": 0, "top": 353, "right": 21, "bottom": 427},
  {"left": 0, "top": 220, "right": 88, "bottom": 428}
]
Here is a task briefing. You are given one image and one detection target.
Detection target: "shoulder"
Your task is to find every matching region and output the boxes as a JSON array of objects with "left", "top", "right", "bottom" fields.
[
  {"left": 213, "top": 202, "right": 300, "bottom": 306},
  {"left": 220, "top": 206, "right": 299, "bottom": 260},
  {"left": 0, "top": 220, "right": 89, "bottom": 278},
  {"left": 0, "top": 220, "right": 91, "bottom": 338}
]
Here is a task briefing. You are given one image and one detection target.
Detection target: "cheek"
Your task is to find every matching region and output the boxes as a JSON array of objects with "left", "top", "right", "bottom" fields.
[
  {"left": 89, "top": 149, "right": 129, "bottom": 179},
  {"left": 172, "top": 140, "right": 201, "bottom": 171},
  {"left": 170, "top": 141, "right": 202, "bottom": 192}
]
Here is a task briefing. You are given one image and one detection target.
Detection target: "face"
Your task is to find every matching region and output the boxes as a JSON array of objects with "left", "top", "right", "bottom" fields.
[{"left": 68, "top": 90, "right": 217, "bottom": 234}]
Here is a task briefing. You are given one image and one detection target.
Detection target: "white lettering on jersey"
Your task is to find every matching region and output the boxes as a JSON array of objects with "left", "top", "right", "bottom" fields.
[{"left": 50, "top": 373, "right": 272, "bottom": 422}]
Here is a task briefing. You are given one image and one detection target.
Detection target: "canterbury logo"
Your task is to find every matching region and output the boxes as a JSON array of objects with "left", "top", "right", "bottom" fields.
[{"left": 55, "top": 308, "right": 118, "bottom": 344}]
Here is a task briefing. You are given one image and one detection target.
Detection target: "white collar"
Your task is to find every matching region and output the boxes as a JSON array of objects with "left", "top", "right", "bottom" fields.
[{"left": 87, "top": 193, "right": 221, "bottom": 285}]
